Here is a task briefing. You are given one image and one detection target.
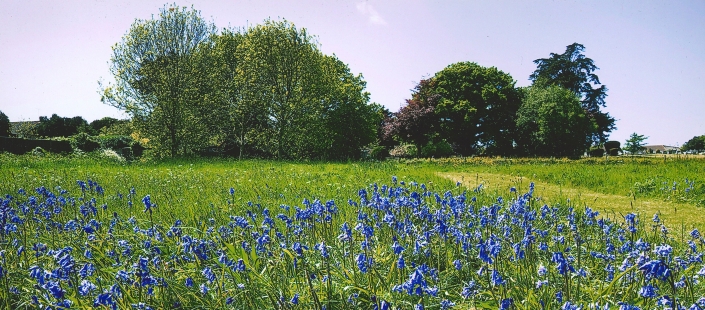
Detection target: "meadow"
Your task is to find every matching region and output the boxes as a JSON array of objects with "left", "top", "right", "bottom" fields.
[{"left": 0, "top": 154, "right": 704, "bottom": 309}]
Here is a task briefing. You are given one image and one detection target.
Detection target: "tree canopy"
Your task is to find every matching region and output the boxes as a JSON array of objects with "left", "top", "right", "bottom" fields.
[
  {"left": 101, "top": 10, "right": 378, "bottom": 160},
  {"left": 36, "top": 114, "right": 89, "bottom": 138},
  {"left": 515, "top": 86, "right": 596, "bottom": 157},
  {"left": 384, "top": 62, "right": 521, "bottom": 156},
  {"left": 530, "top": 43, "right": 615, "bottom": 144},
  {"left": 101, "top": 4, "right": 215, "bottom": 157}
]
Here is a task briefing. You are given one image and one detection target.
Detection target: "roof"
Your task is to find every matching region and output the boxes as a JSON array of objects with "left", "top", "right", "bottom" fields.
[{"left": 643, "top": 145, "right": 678, "bottom": 152}]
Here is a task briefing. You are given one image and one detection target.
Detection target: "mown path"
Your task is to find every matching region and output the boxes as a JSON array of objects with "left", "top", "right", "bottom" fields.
[{"left": 440, "top": 172, "right": 704, "bottom": 234}]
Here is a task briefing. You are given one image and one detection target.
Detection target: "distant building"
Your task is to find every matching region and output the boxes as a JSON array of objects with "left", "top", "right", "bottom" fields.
[{"left": 643, "top": 145, "right": 679, "bottom": 154}]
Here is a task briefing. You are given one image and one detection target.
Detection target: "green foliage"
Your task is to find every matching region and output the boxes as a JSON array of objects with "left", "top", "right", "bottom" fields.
[
  {"left": 420, "top": 139, "right": 454, "bottom": 158},
  {"left": 624, "top": 132, "right": 648, "bottom": 154},
  {"left": 530, "top": 43, "right": 615, "bottom": 144},
  {"left": 97, "top": 135, "right": 134, "bottom": 151},
  {"left": 0, "top": 110, "right": 10, "bottom": 137},
  {"left": 365, "top": 144, "right": 388, "bottom": 160},
  {"left": 36, "top": 114, "right": 89, "bottom": 137},
  {"left": 101, "top": 4, "right": 216, "bottom": 157},
  {"left": 84, "top": 117, "right": 121, "bottom": 135},
  {"left": 70, "top": 132, "right": 100, "bottom": 152},
  {"left": 516, "top": 86, "right": 596, "bottom": 157},
  {"left": 681, "top": 135, "right": 705, "bottom": 153}
]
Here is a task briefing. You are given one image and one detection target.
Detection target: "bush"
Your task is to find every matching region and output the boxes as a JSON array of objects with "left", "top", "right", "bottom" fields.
[
  {"left": 420, "top": 140, "right": 454, "bottom": 158},
  {"left": 389, "top": 144, "right": 417, "bottom": 158},
  {"left": 604, "top": 141, "right": 621, "bottom": 156},
  {"left": 587, "top": 147, "right": 604, "bottom": 157},
  {"left": 368, "top": 145, "right": 388, "bottom": 160},
  {"left": 70, "top": 133, "right": 100, "bottom": 152},
  {"left": 97, "top": 135, "right": 133, "bottom": 151}
]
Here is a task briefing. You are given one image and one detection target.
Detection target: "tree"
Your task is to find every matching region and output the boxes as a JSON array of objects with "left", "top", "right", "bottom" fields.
[
  {"left": 382, "top": 80, "right": 439, "bottom": 154},
  {"left": 100, "top": 4, "right": 215, "bottom": 157},
  {"left": 431, "top": 62, "right": 521, "bottom": 155},
  {"left": 0, "top": 111, "right": 10, "bottom": 137},
  {"left": 530, "top": 43, "right": 615, "bottom": 144},
  {"left": 236, "top": 19, "right": 326, "bottom": 159},
  {"left": 36, "top": 114, "right": 89, "bottom": 137},
  {"left": 515, "top": 86, "right": 596, "bottom": 157},
  {"left": 318, "top": 55, "right": 381, "bottom": 160},
  {"left": 624, "top": 132, "right": 648, "bottom": 155},
  {"left": 681, "top": 135, "right": 705, "bottom": 153},
  {"left": 196, "top": 28, "right": 268, "bottom": 159},
  {"left": 386, "top": 63, "right": 521, "bottom": 156}
]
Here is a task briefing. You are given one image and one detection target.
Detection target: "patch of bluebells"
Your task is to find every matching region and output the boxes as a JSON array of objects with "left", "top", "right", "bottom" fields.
[{"left": 0, "top": 177, "right": 703, "bottom": 309}]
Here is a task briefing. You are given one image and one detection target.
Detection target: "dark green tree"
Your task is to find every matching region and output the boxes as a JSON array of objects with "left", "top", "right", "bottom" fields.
[
  {"left": 516, "top": 86, "right": 596, "bottom": 157},
  {"left": 0, "top": 110, "right": 10, "bottom": 137},
  {"left": 319, "top": 55, "right": 381, "bottom": 160},
  {"left": 624, "top": 132, "right": 648, "bottom": 155},
  {"left": 432, "top": 62, "right": 521, "bottom": 155},
  {"left": 36, "top": 114, "right": 89, "bottom": 138},
  {"left": 100, "top": 4, "right": 215, "bottom": 157},
  {"left": 681, "top": 135, "right": 705, "bottom": 153},
  {"left": 530, "top": 43, "right": 615, "bottom": 144}
]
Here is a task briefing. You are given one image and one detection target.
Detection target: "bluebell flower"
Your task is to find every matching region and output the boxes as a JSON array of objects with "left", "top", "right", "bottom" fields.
[
  {"left": 202, "top": 267, "right": 216, "bottom": 284},
  {"left": 639, "top": 260, "right": 671, "bottom": 281},
  {"left": 397, "top": 255, "right": 405, "bottom": 269},
  {"left": 639, "top": 284, "right": 658, "bottom": 298},
  {"left": 291, "top": 293, "right": 299, "bottom": 305},
  {"left": 142, "top": 195, "right": 154, "bottom": 213},
  {"left": 453, "top": 259, "right": 462, "bottom": 270},
  {"left": 653, "top": 244, "right": 673, "bottom": 257},
  {"left": 461, "top": 281, "right": 477, "bottom": 299},
  {"left": 499, "top": 298, "right": 513, "bottom": 310},
  {"left": 79, "top": 279, "right": 97, "bottom": 296},
  {"left": 200, "top": 283, "right": 208, "bottom": 295},
  {"left": 44, "top": 281, "right": 65, "bottom": 299},
  {"left": 490, "top": 269, "right": 505, "bottom": 286}
]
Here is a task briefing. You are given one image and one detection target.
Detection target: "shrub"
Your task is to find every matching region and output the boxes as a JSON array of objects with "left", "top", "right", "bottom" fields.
[
  {"left": 97, "top": 135, "right": 133, "bottom": 151},
  {"left": 70, "top": 133, "right": 100, "bottom": 152},
  {"left": 420, "top": 140, "right": 454, "bottom": 158},
  {"left": 389, "top": 144, "right": 417, "bottom": 158},
  {"left": 368, "top": 145, "right": 388, "bottom": 160}
]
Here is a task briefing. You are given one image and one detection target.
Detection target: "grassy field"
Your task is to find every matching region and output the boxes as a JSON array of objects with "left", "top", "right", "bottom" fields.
[{"left": 0, "top": 154, "right": 704, "bottom": 309}]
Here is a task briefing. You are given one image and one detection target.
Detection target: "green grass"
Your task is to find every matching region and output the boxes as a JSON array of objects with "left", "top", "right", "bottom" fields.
[{"left": 1, "top": 154, "right": 704, "bottom": 309}]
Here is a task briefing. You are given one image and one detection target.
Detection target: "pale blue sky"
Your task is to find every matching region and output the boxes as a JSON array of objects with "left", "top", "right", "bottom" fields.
[{"left": 1, "top": 0, "right": 703, "bottom": 146}]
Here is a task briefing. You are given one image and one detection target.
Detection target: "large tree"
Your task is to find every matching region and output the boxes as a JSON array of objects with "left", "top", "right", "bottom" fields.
[
  {"left": 100, "top": 4, "right": 215, "bottom": 157},
  {"left": 318, "top": 55, "right": 381, "bottom": 160},
  {"left": 530, "top": 43, "right": 615, "bottom": 144},
  {"left": 433, "top": 62, "right": 521, "bottom": 155},
  {"left": 236, "top": 19, "right": 326, "bottom": 159},
  {"left": 516, "top": 86, "right": 596, "bottom": 157}
]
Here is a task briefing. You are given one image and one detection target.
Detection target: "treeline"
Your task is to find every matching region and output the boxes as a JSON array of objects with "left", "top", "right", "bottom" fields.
[
  {"left": 379, "top": 44, "right": 616, "bottom": 159},
  {"left": 3, "top": 5, "right": 627, "bottom": 160},
  {"left": 97, "top": 4, "right": 621, "bottom": 160},
  {"left": 100, "top": 5, "right": 381, "bottom": 160}
]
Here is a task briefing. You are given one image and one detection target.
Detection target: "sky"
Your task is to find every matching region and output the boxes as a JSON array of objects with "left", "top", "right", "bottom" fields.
[{"left": 1, "top": 0, "right": 704, "bottom": 146}]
